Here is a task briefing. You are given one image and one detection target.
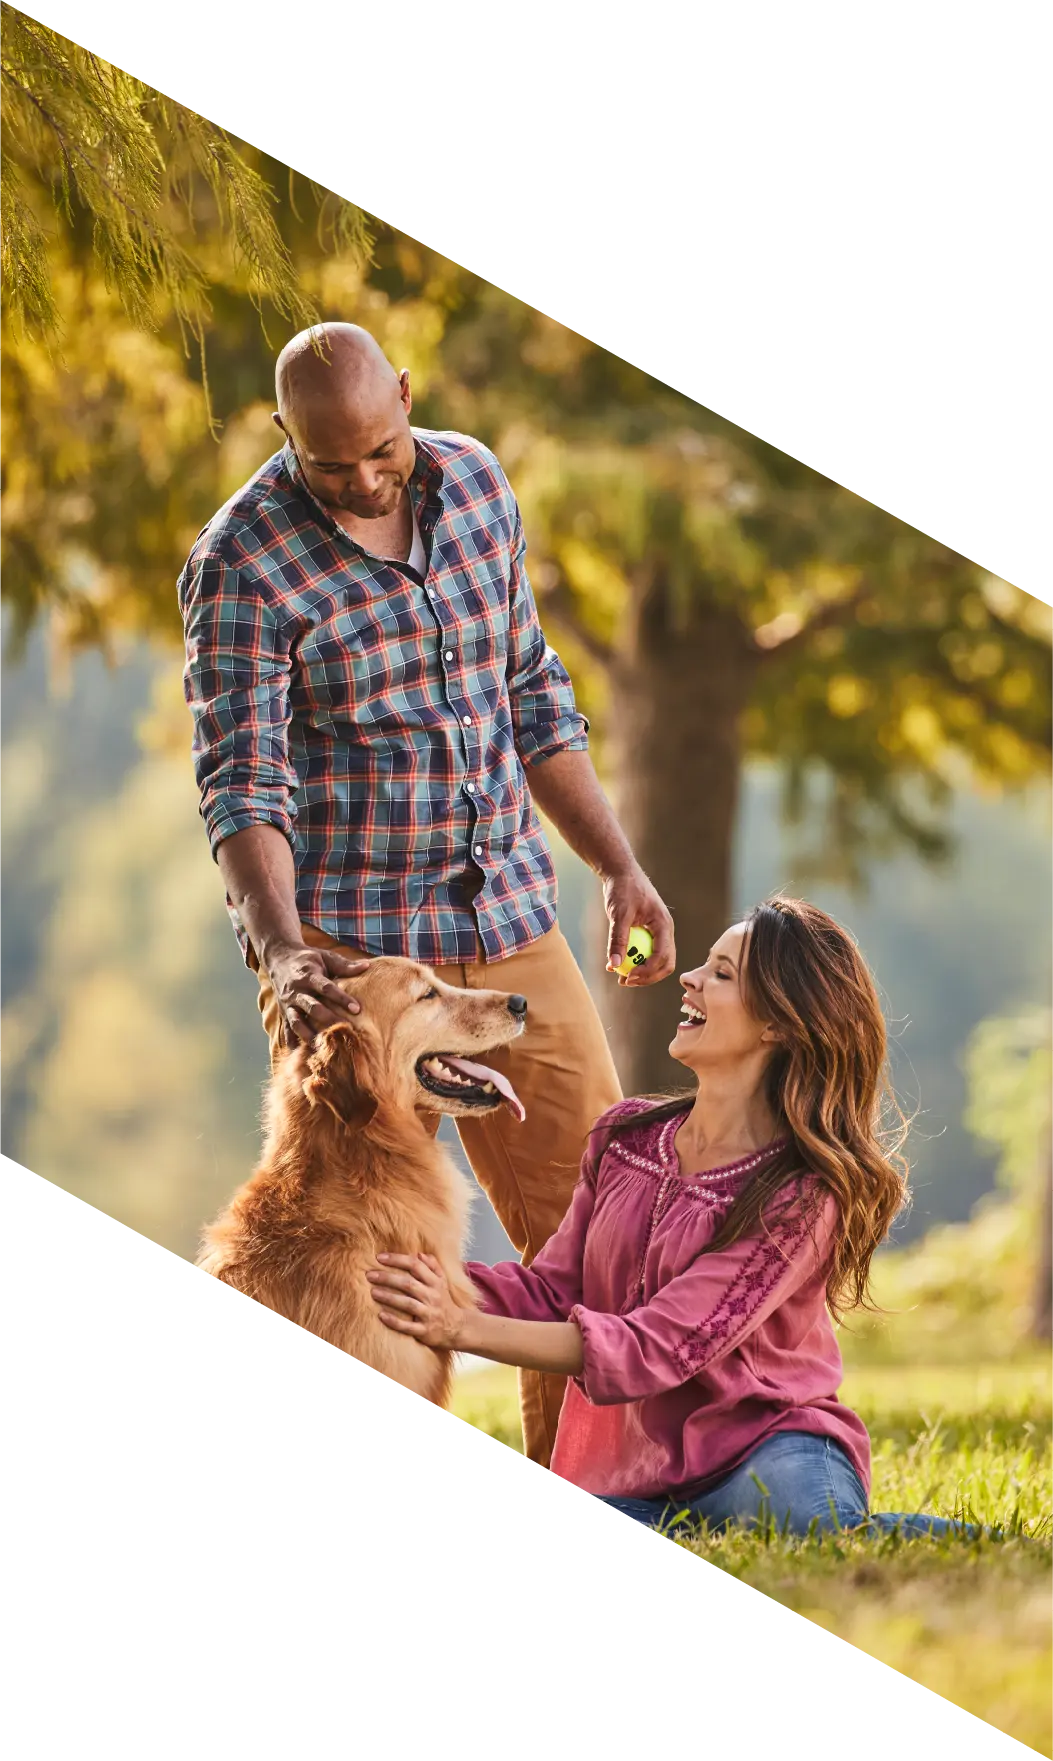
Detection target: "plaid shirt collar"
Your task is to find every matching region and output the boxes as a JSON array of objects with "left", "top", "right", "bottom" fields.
[{"left": 278, "top": 434, "right": 447, "bottom": 545}]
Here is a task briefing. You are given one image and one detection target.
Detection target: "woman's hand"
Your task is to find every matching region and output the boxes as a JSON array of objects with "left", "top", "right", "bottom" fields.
[
  {"left": 367, "top": 1253, "right": 466, "bottom": 1350},
  {"left": 369, "top": 1259, "right": 585, "bottom": 1374}
]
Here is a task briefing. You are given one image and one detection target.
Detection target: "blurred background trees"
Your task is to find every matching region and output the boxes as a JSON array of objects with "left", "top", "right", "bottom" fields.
[
  {"left": 851, "top": 1004, "right": 1053, "bottom": 1353},
  {"left": 2, "top": 12, "right": 1050, "bottom": 1308}
]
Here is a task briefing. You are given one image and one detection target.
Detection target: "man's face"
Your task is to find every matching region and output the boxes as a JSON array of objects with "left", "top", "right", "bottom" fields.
[{"left": 277, "top": 370, "right": 417, "bottom": 519}]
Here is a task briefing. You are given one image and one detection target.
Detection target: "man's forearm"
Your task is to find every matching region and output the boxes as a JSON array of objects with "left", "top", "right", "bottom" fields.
[
  {"left": 216, "top": 823, "right": 305, "bottom": 965},
  {"left": 459, "top": 1308, "right": 585, "bottom": 1377},
  {"left": 525, "top": 749, "right": 636, "bottom": 879}
]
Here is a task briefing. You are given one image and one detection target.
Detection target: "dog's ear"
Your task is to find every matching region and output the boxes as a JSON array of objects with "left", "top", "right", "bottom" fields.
[{"left": 303, "top": 1024, "right": 378, "bottom": 1132}]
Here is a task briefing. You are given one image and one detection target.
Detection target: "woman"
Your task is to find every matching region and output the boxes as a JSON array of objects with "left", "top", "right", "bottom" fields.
[{"left": 368, "top": 896, "right": 963, "bottom": 1538}]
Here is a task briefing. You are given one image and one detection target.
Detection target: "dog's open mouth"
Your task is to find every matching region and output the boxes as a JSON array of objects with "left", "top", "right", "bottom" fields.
[{"left": 416, "top": 1054, "right": 527, "bottom": 1121}]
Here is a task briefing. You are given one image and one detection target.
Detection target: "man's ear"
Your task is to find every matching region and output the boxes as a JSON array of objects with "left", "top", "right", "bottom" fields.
[
  {"left": 303, "top": 1024, "right": 377, "bottom": 1131},
  {"left": 399, "top": 368, "right": 412, "bottom": 415}
]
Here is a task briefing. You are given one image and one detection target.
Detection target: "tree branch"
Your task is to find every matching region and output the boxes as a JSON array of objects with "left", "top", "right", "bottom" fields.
[
  {"left": 540, "top": 580, "right": 616, "bottom": 670},
  {"left": 924, "top": 647, "right": 1053, "bottom": 753},
  {"left": 0, "top": 67, "right": 167, "bottom": 242},
  {"left": 752, "top": 584, "right": 870, "bottom": 663},
  {"left": 982, "top": 598, "right": 1053, "bottom": 647}
]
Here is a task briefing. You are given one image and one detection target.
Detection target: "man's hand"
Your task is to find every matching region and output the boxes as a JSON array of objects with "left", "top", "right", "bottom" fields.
[
  {"left": 520, "top": 752, "right": 675, "bottom": 989},
  {"left": 367, "top": 1253, "right": 466, "bottom": 1350},
  {"left": 603, "top": 863, "right": 676, "bottom": 987},
  {"left": 216, "top": 825, "right": 369, "bottom": 1046},
  {"left": 264, "top": 942, "right": 371, "bottom": 1049}
]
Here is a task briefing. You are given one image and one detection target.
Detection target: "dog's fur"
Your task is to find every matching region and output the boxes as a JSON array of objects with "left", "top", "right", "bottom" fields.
[{"left": 198, "top": 957, "right": 525, "bottom": 1406}]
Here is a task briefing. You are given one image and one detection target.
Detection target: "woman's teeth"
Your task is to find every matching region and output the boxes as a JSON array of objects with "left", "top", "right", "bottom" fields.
[{"left": 679, "top": 1003, "right": 706, "bottom": 1028}]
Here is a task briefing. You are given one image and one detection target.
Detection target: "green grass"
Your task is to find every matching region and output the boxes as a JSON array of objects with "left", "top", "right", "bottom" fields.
[{"left": 451, "top": 1355, "right": 1053, "bottom": 1754}]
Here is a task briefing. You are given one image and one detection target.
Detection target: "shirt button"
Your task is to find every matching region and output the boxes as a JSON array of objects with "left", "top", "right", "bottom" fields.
[
  {"left": 474, "top": 845, "right": 484, "bottom": 858},
  {"left": 444, "top": 650, "right": 454, "bottom": 661},
  {"left": 462, "top": 715, "right": 472, "bottom": 727},
  {"left": 467, "top": 783, "right": 477, "bottom": 794}
]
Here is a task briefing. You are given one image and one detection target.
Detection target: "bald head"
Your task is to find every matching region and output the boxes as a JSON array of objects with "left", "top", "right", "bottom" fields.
[
  {"left": 275, "top": 324, "right": 399, "bottom": 428},
  {"left": 272, "top": 323, "right": 416, "bottom": 521}
]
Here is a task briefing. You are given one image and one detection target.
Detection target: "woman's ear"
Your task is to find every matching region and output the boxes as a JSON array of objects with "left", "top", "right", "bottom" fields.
[
  {"left": 303, "top": 1024, "right": 377, "bottom": 1131},
  {"left": 759, "top": 1022, "right": 782, "bottom": 1045}
]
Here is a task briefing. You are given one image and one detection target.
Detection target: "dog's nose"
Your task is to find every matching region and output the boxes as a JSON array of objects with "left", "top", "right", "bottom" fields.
[{"left": 507, "top": 994, "right": 528, "bottom": 1018}]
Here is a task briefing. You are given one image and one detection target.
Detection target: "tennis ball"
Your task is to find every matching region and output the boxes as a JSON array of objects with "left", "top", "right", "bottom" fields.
[{"left": 614, "top": 926, "right": 654, "bottom": 978}]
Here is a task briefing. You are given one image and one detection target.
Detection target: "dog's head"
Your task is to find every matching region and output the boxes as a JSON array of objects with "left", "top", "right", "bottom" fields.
[{"left": 300, "top": 957, "right": 528, "bottom": 1133}]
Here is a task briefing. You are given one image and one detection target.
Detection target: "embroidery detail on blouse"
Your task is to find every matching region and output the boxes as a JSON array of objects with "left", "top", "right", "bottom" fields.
[
  {"left": 627, "top": 1174, "right": 679, "bottom": 1308},
  {"left": 587, "top": 1101, "right": 654, "bottom": 1174},
  {"left": 607, "top": 1136, "right": 666, "bottom": 1177},
  {"left": 606, "top": 1123, "right": 788, "bottom": 1185},
  {"left": 677, "top": 1182, "right": 740, "bottom": 1206},
  {"left": 665, "top": 1129, "right": 790, "bottom": 1184},
  {"left": 672, "top": 1191, "right": 823, "bottom": 1377}
]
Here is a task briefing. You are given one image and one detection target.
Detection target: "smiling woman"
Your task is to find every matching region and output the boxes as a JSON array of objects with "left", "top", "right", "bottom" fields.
[
  {"left": 656, "top": 896, "right": 909, "bottom": 1321},
  {"left": 367, "top": 895, "right": 980, "bottom": 1541}
]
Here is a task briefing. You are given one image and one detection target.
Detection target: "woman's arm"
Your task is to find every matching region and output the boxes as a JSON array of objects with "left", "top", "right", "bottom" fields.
[
  {"left": 370, "top": 1185, "right": 838, "bottom": 1404},
  {"left": 466, "top": 1314, "right": 584, "bottom": 1376},
  {"left": 570, "top": 1188, "right": 838, "bottom": 1405},
  {"left": 368, "top": 1254, "right": 584, "bottom": 1374},
  {"left": 463, "top": 1169, "right": 595, "bottom": 1323},
  {"left": 456, "top": 1108, "right": 636, "bottom": 1322}
]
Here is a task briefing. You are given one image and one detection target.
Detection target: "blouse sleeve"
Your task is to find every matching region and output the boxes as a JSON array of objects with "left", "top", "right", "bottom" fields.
[
  {"left": 465, "top": 1101, "right": 640, "bottom": 1322},
  {"left": 569, "top": 1186, "right": 837, "bottom": 1406}
]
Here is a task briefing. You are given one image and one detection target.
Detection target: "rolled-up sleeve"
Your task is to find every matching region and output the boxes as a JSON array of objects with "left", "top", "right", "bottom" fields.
[
  {"left": 504, "top": 507, "right": 589, "bottom": 766},
  {"left": 569, "top": 1191, "right": 837, "bottom": 1406},
  {"left": 179, "top": 555, "right": 299, "bottom": 858}
]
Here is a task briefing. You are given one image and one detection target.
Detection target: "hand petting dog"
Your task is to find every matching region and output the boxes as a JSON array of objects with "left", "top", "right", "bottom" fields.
[
  {"left": 368, "top": 1253, "right": 466, "bottom": 1350},
  {"left": 368, "top": 1253, "right": 585, "bottom": 1378},
  {"left": 199, "top": 956, "right": 527, "bottom": 1408}
]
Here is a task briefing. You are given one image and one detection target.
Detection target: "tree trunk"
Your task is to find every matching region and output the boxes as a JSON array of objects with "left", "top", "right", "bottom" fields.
[
  {"left": 1031, "top": 1121, "right": 1052, "bottom": 1340},
  {"left": 597, "top": 575, "right": 756, "bottom": 1097},
  {"left": 1042, "top": 1119, "right": 1053, "bottom": 1338}
]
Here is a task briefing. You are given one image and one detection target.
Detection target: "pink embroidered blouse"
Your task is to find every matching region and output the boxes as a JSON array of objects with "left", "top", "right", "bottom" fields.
[{"left": 466, "top": 1099, "right": 871, "bottom": 1501}]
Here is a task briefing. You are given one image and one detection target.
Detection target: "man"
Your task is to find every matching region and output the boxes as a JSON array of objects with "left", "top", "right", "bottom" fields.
[{"left": 178, "top": 322, "right": 675, "bottom": 1466}]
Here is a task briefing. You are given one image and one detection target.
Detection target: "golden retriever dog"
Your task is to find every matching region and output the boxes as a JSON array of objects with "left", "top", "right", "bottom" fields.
[{"left": 198, "top": 957, "right": 527, "bottom": 1406}]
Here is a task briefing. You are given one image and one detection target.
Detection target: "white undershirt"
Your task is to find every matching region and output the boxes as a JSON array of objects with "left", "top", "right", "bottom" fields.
[{"left": 407, "top": 498, "right": 426, "bottom": 576}]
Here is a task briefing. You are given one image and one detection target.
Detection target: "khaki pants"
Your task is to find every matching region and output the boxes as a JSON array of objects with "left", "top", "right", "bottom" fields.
[{"left": 252, "top": 922, "right": 622, "bottom": 1467}]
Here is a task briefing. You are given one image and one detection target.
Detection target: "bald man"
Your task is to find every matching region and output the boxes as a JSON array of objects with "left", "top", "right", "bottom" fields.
[{"left": 178, "top": 322, "right": 675, "bottom": 1466}]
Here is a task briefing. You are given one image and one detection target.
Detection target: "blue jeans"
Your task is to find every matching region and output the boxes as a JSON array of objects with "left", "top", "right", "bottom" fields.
[{"left": 597, "top": 1431, "right": 974, "bottom": 1539}]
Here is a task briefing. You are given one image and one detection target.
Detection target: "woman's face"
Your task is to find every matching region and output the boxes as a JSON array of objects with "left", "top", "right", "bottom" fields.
[{"left": 669, "top": 922, "right": 776, "bottom": 1072}]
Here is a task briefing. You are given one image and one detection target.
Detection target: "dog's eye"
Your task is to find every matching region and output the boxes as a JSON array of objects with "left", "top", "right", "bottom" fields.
[{"left": 420, "top": 988, "right": 438, "bottom": 1002}]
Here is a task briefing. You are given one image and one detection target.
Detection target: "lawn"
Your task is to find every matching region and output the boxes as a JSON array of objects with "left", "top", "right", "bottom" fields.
[{"left": 451, "top": 1354, "right": 1053, "bottom": 1755}]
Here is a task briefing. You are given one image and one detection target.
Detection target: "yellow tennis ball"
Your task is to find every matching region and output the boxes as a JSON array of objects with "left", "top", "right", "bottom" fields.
[{"left": 615, "top": 926, "right": 654, "bottom": 977}]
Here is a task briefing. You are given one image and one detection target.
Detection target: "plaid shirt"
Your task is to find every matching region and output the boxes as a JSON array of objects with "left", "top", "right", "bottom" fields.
[{"left": 178, "top": 429, "right": 588, "bottom": 964}]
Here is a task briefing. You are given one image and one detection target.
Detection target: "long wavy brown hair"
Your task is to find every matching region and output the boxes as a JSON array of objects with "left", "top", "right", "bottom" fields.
[{"left": 600, "top": 895, "right": 911, "bottom": 1319}]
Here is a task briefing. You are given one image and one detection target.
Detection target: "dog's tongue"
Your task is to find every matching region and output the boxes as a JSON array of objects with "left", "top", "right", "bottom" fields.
[{"left": 442, "top": 1057, "right": 526, "bottom": 1122}]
